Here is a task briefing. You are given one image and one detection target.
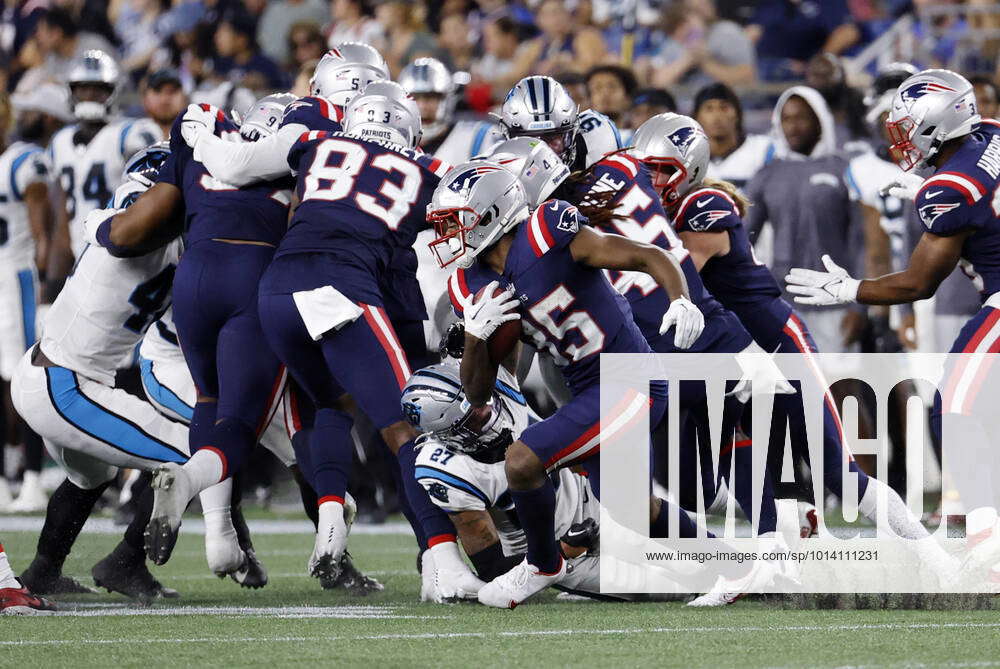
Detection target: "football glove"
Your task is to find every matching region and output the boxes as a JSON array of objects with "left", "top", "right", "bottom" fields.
[
  {"left": 785, "top": 254, "right": 860, "bottom": 306},
  {"left": 659, "top": 296, "right": 704, "bottom": 349},
  {"left": 83, "top": 206, "right": 121, "bottom": 246},
  {"left": 464, "top": 281, "right": 520, "bottom": 340},
  {"left": 180, "top": 103, "right": 216, "bottom": 149}
]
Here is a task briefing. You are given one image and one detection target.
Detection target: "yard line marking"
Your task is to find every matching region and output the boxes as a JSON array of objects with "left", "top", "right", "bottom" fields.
[
  {"left": 0, "top": 516, "right": 413, "bottom": 535},
  {"left": 5, "top": 621, "right": 1000, "bottom": 645},
  {"left": 25, "top": 605, "right": 452, "bottom": 620}
]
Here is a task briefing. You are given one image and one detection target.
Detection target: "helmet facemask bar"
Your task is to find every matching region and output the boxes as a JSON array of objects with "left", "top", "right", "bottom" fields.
[
  {"left": 639, "top": 156, "right": 688, "bottom": 208},
  {"left": 506, "top": 125, "right": 578, "bottom": 166},
  {"left": 427, "top": 206, "right": 481, "bottom": 268},
  {"left": 885, "top": 115, "right": 924, "bottom": 171}
]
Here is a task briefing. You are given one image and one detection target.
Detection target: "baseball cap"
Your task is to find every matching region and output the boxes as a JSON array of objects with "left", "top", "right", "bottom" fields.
[{"left": 146, "top": 68, "right": 183, "bottom": 90}]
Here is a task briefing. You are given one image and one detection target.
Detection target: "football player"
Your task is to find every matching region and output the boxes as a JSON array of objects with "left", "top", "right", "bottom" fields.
[
  {"left": 693, "top": 82, "right": 774, "bottom": 190},
  {"left": 785, "top": 69, "right": 1000, "bottom": 580},
  {"left": 635, "top": 112, "right": 960, "bottom": 590},
  {"left": 0, "top": 85, "right": 70, "bottom": 511},
  {"left": 49, "top": 51, "right": 161, "bottom": 260},
  {"left": 0, "top": 540, "right": 55, "bottom": 615}
]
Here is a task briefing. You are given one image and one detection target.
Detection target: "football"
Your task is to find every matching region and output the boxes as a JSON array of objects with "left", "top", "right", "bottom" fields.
[{"left": 473, "top": 283, "right": 522, "bottom": 364}]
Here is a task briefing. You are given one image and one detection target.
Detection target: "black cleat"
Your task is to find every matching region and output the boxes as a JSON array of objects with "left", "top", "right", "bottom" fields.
[
  {"left": 92, "top": 550, "right": 179, "bottom": 603},
  {"left": 320, "top": 552, "right": 384, "bottom": 595},
  {"left": 230, "top": 549, "right": 268, "bottom": 589},
  {"left": 19, "top": 557, "right": 98, "bottom": 595}
]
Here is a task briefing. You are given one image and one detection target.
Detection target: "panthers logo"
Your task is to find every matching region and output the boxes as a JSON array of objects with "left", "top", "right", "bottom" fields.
[
  {"left": 402, "top": 401, "right": 422, "bottom": 427},
  {"left": 427, "top": 482, "right": 449, "bottom": 504}
]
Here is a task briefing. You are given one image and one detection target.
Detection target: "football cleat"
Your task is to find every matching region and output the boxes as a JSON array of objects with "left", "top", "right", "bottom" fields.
[
  {"left": 321, "top": 552, "right": 384, "bottom": 595},
  {"left": 19, "top": 556, "right": 98, "bottom": 595},
  {"left": 145, "top": 463, "right": 192, "bottom": 566},
  {"left": 230, "top": 549, "right": 268, "bottom": 589},
  {"left": 92, "top": 552, "right": 179, "bottom": 603},
  {"left": 205, "top": 531, "right": 245, "bottom": 578},
  {"left": 308, "top": 500, "right": 348, "bottom": 582},
  {"left": 7, "top": 471, "right": 48, "bottom": 512},
  {"left": 798, "top": 502, "right": 819, "bottom": 538},
  {"left": 477, "top": 557, "right": 566, "bottom": 609},
  {"left": 420, "top": 549, "right": 436, "bottom": 602},
  {"left": 1, "top": 581, "right": 56, "bottom": 615},
  {"left": 687, "top": 554, "right": 793, "bottom": 607}
]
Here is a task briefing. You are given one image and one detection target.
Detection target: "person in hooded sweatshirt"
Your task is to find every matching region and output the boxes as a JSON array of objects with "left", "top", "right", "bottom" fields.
[{"left": 744, "top": 86, "right": 866, "bottom": 354}]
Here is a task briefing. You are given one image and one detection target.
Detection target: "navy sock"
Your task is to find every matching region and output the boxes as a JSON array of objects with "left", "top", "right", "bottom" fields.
[
  {"left": 311, "top": 408, "right": 353, "bottom": 502},
  {"left": 731, "top": 443, "right": 778, "bottom": 535},
  {"left": 396, "top": 440, "right": 456, "bottom": 545},
  {"left": 651, "top": 497, "right": 713, "bottom": 538},
  {"left": 291, "top": 427, "right": 315, "bottom": 488},
  {"left": 510, "top": 480, "right": 561, "bottom": 573},
  {"left": 199, "top": 417, "right": 254, "bottom": 478},
  {"left": 389, "top": 452, "right": 425, "bottom": 549},
  {"left": 189, "top": 401, "right": 217, "bottom": 451}
]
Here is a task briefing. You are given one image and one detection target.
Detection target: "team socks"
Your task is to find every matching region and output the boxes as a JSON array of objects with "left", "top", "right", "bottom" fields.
[
  {"left": 650, "top": 497, "right": 714, "bottom": 539},
  {"left": 396, "top": 439, "right": 456, "bottom": 545},
  {"left": 510, "top": 479, "right": 561, "bottom": 574},
  {"left": 32, "top": 478, "right": 113, "bottom": 572},
  {"left": 311, "top": 408, "right": 353, "bottom": 502}
]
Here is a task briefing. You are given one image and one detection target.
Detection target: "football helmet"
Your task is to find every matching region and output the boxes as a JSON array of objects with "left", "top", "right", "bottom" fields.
[
  {"left": 401, "top": 364, "right": 517, "bottom": 456},
  {"left": 122, "top": 141, "right": 171, "bottom": 188},
  {"left": 239, "top": 92, "right": 297, "bottom": 141},
  {"left": 497, "top": 76, "right": 580, "bottom": 165},
  {"left": 483, "top": 136, "right": 570, "bottom": 207},
  {"left": 342, "top": 80, "right": 422, "bottom": 148},
  {"left": 310, "top": 42, "right": 390, "bottom": 108},
  {"left": 398, "top": 57, "right": 456, "bottom": 143},
  {"left": 864, "top": 62, "right": 919, "bottom": 126},
  {"left": 427, "top": 161, "right": 528, "bottom": 269},
  {"left": 886, "top": 69, "right": 980, "bottom": 171},
  {"left": 630, "top": 112, "right": 710, "bottom": 207},
  {"left": 66, "top": 50, "right": 120, "bottom": 121}
]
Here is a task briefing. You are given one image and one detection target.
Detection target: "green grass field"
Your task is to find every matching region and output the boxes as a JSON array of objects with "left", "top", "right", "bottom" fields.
[{"left": 4, "top": 519, "right": 1000, "bottom": 668}]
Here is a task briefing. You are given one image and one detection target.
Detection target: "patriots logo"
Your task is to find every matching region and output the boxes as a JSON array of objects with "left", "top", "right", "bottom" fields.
[
  {"left": 687, "top": 209, "right": 730, "bottom": 232},
  {"left": 900, "top": 81, "right": 956, "bottom": 105},
  {"left": 918, "top": 202, "right": 961, "bottom": 228},
  {"left": 557, "top": 205, "right": 580, "bottom": 232},
  {"left": 447, "top": 165, "right": 502, "bottom": 194},
  {"left": 668, "top": 127, "right": 696, "bottom": 153}
]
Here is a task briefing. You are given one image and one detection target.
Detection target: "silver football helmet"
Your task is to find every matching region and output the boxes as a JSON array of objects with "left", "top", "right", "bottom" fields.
[
  {"left": 342, "top": 80, "right": 422, "bottom": 148},
  {"left": 497, "top": 76, "right": 580, "bottom": 165},
  {"left": 309, "top": 42, "right": 390, "bottom": 108},
  {"left": 483, "top": 136, "right": 569, "bottom": 207},
  {"left": 630, "top": 112, "right": 710, "bottom": 207},
  {"left": 886, "top": 69, "right": 980, "bottom": 171},
  {"left": 401, "top": 363, "right": 517, "bottom": 456},
  {"left": 427, "top": 161, "right": 529, "bottom": 269},
  {"left": 239, "top": 92, "right": 297, "bottom": 141},
  {"left": 66, "top": 50, "right": 120, "bottom": 121},
  {"left": 398, "top": 57, "right": 456, "bottom": 143}
]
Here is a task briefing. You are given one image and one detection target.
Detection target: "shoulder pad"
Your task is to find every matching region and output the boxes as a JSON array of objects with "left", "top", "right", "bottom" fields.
[
  {"left": 526, "top": 200, "right": 583, "bottom": 257},
  {"left": 675, "top": 188, "right": 740, "bottom": 232},
  {"left": 914, "top": 179, "right": 979, "bottom": 233},
  {"left": 280, "top": 96, "right": 343, "bottom": 132}
]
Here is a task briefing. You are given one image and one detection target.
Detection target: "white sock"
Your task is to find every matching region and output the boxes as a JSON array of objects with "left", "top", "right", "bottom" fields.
[
  {"left": 966, "top": 507, "right": 998, "bottom": 546},
  {"left": 200, "top": 479, "right": 236, "bottom": 538},
  {"left": 183, "top": 449, "right": 226, "bottom": 494},
  {"left": 317, "top": 500, "right": 347, "bottom": 535},
  {"left": 0, "top": 546, "right": 20, "bottom": 588},
  {"left": 429, "top": 539, "right": 468, "bottom": 573}
]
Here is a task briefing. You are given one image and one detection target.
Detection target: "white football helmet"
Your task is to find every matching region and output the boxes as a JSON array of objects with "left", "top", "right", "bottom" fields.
[
  {"left": 66, "top": 50, "right": 120, "bottom": 121},
  {"left": 483, "top": 136, "right": 569, "bottom": 207},
  {"left": 398, "top": 57, "right": 456, "bottom": 143},
  {"left": 886, "top": 69, "right": 980, "bottom": 171},
  {"left": 342, "top": 80, "right": 422, "bottom": 148},
  {"left": 427, "top": 161, "right": 529, "bottom": 269},
  {"left": 239, "top": 92, "right": 297, "bottom": 141},
  {"left": 630, "top": 112, "right": 710, "bottom": 207},
  {"left": 497, "top": 76, "right": 580, "bottom": 166},
  {"left": 309, "top": 42, "right": 390, "bottom": 108},
  {"left": 401, "top": 364, "right": 517, "bottom": 456}
]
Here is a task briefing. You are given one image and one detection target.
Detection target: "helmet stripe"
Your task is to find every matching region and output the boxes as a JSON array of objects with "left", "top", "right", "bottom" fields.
[
  {"left": 525, "top": 78, "right": 540, "bottom": 114},
  {"left": 540, "top": 77, "right": 551, "bottom": 113}
]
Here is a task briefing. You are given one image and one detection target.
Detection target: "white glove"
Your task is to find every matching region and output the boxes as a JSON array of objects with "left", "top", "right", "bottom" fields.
[
  {"left": 784, "top": 254, "right": 860, "bottom": 306},
  {"left": 877, "top": 172, "right": 924, "bottom": 200},
  {"left": 83, "top": 206, "right": 121, "bottom": 246},
  {"left": 180, "top": 103, "right": 216, "bottom": 149},
  {"left": 659, "top": 296, "right": 704, "bottom": 349},
  {"left": 727, "top": 341, "right": 798, "bottom": 404},
  {"left": 464, "top": 281, "right": 520, "bottom": 340}
]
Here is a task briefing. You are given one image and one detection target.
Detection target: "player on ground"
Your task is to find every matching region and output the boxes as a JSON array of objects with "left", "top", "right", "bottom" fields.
[
  {"left": 785, "top": 69, "right": 1000, "bottom": 579},
  {"left": 428, "top": 159, "right": 711, "bottom": 607},
  {"left": 634, "top": 112, "right": 960, "bottom": 588},
  {"left": 0, "top": 540, "right": 55, "bottom": 615}
]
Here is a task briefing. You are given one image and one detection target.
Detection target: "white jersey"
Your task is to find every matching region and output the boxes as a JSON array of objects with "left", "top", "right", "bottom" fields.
[
  {"left": 578, "top": 108, "right": 622, "bottom": 168},
  {"left": 431, "top": 119, "right": 503, "bottom": 165},
  {"left": 706, "top": 133, "right": 772, "bottom": 189},
  {"left": 845, "top": 148, "right": 909, "bottom": 271},
  {"left": 139, "top": 306, "right": 183, "bottom": 366},
  {"left": 40, "top": 180, "right": 180, "bottom": 385},
  {"left": 0, "top": 140, "right": 51, "bottom": 262},
  {"left": 49, "top": 118, "right": 162, "bottom": 256}
]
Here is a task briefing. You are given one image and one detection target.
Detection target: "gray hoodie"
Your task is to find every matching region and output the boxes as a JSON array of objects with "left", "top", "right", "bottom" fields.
[{"left": 745, "top": 86, "right": 863, "bottom": 311}]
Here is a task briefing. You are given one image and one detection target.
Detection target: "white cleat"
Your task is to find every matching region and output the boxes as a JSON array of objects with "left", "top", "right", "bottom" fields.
[
  {"left": 420, "top": 549, "right": 437, "bottom": 602},
  {"left": 7, "top": 471, "right": 48, "bottom": 512},
  {"left": 205, "top": 531, "right": 245, "bottom": 578},
  {"left": 145, "top": 463, "right": 193, "bottom": 566},
  {"left": 308, "top": 500, "right": 348, "bottom": 582},
  {"left": 434, "top": 564, "right": 485, "bottom": 603},
  {"left": 687, "top": 553, "right": 795, "bottom": 607},
  {"left": 797, "top": 501, "right": 818, "bottom": 538},
  {"left": 477, "top": 557, "right": 566, "bottom": 609}
]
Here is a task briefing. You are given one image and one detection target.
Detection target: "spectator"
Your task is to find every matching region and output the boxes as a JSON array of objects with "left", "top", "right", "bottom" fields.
[
  {"left": 585, "top": 64, "right": 637, "bottom": 131},
  {"left": 693, "top": 81, "right": 772, "bottom": 189},
  {"left": 628, "top": 88, "right": 677, "bottom": 132},
  {"left": 287, "top": 21, "right": 327, "bottom": 72},
  {"left": 970, "top": 75, "right": 998, "bottom": 119},
  {"left": 470, "top": 13, "right": 525, "bottom": 100},
  {"left": 256, "top": 0, "right": 327, "bottom": 67},
  {"left": 141, "top": 68, "right": 188, "bottom": 137},
  {"left": 748, "top": 0, "right": 853, "bottom": 81},
  {"left": 327, "top": 0, "right": 384, "bottom": 50},
  {"left": 437, "top": 11, "right": 473, "bottom": 72},
  {"left": 804, "top": 52, "right": 868, "bottom": 144},
  {"left": 646, "top": 0, "right": 756, "bottom": 89},
  {"left": 0, "top": 0, "right": 50, "bottom": 89},
  {"left": 212, "top": 9, "right": 287, "bottom": 91},
  {"left": 557, "top": 71, "right": 590, "bottom": 110},
  {"left": 292, "top": 57, "right": 319, "bottom": 97},
  {"left": 112, "top": 0, "right": 167, "bottom": 80},
  {"left": 374, "top": 0, "right": 440, "bottom": 77},
  {"left": 508, "top": 0, "right": 607, "bottom": 83},
  {"left": 18, "top": 7, "right": 116, "bottom": 92}
]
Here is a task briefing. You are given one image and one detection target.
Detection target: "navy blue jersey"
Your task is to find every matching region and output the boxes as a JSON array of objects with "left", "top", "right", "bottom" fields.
[
  {"left": 913, "top": 119, "right": 1000, "bottom": 300},
  {"left": 157, "top": 109, "right": 294, "bottom": 245},
  {"left": 569, "top": 152, "right": 726, "bottom": 347},
  {"left": 279, "top": 96, "right": 343, "bottom": 133},
  {"left": 673, "top": 186, "right": 792, "bottom": 347},
  {"left": 449, "top": 200, "right": 652, "bottom": 395}
]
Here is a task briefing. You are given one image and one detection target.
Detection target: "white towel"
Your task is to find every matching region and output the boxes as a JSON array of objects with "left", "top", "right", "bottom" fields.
[{"left": 292, "top": 285, "right": 364, "bottom": 341}]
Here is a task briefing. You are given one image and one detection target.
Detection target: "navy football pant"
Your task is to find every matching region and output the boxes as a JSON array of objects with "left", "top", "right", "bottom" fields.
[{"left": 172, "top": 241, "right": 284, "bottom": 475}]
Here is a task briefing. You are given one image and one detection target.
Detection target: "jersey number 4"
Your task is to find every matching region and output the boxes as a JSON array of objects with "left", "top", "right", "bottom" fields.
[
  {"left": 124, "top": 265, "right": 175, "bottom": 334},
  {"left": 301, "top": 138, "right": 422, "bottom": 230}
]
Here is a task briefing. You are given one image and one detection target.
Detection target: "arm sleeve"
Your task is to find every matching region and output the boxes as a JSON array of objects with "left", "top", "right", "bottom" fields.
[{"left": 193, "top": 122, "right": 305, "bottom": 186}]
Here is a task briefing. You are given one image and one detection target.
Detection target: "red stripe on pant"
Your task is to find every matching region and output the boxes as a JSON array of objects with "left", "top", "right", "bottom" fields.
[
  {"left": 255, "top": 365, "right": 286, "bottom": 437},
  {"left": 360, "top": 303, "right": 410, "bottom": 390},
  {"left": 943, "top": 309, "right": 1000, "bottom": 413}
]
